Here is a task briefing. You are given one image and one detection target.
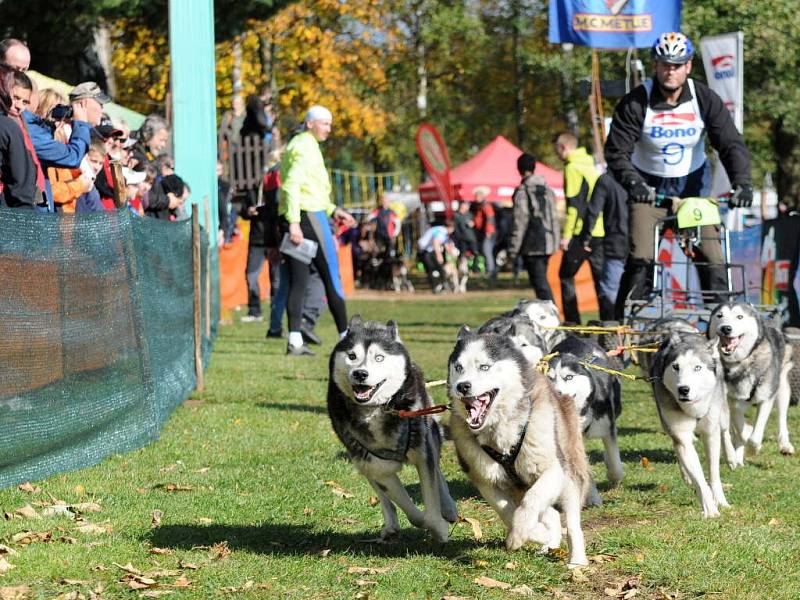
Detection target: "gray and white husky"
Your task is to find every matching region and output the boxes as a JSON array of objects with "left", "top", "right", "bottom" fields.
[
  {"left": 547, "top": 336, "right": 623, "bottom": 504},
  {"left": 651, "top": 331, "right": 734, "bottom": 517},
  {"left": 637, "top": 317, "right": 699, "bottom": 376},
  {"left": 509, "top": 299, "right": 567, "bottom": 350},
  {"left": 707, "top": 302, "right": 795, "bottom": 458},
  {"left": 478, "top": 315, "right": 548, "bottom": 366},
  {"left": 327, "top": 316, "right": 458, "bottom": 542},
  {"left": 447, "top": 327, "right": 590, "bottom": 567}
]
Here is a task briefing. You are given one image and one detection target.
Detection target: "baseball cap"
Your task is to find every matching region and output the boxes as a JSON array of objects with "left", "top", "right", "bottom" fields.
[
  {"left": 69, "top": 82, "right": 111, "bottom": 104},
  {"left": 95, "top": 124, "right": 124, "bottom": 139},
  {"left": 123, "top": 167, "right": 146, "bottom": 186}
]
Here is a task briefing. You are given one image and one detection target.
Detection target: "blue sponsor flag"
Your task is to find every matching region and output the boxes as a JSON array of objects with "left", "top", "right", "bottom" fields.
[{"left": 549, "top": 0, "right": 682, "bottom": 49}]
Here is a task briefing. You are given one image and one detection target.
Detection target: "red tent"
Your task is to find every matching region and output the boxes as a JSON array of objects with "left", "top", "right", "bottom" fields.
[{"left": 418, "top": 135, "right": 563, "bottom": 203}]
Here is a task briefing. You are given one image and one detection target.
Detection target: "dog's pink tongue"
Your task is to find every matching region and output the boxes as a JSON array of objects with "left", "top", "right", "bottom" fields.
[{"left": 468, "top": 393, "right": 492, "bottom": 424}]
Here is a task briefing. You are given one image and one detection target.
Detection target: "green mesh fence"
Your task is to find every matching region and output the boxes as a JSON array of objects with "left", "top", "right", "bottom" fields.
[{"left": 0, "top": 208, "right": 218, "bottom": 489}]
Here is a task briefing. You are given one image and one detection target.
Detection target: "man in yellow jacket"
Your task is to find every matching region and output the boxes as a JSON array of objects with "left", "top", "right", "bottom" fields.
[
  {"left": 555, "top": 132, "right": 607, "bottom": 324},
  {"left": 280, "top": 105, "right": 356, "bottom": 356}
]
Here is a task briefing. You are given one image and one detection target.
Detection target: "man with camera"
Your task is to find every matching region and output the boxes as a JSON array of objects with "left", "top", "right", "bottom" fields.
[{"left": 23, "top": 81, "right": 105, "bottom": 212}]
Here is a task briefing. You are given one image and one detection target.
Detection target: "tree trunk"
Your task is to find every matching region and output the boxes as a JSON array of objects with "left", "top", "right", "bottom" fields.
[
  {"left": 414, "top": 5, "right": 427, "bottom": 120},
  {"left": 511, "top": 4, "right": 524, "bottom": 146},
  {"left": 93, "top": 22, "right": 116, "bottom": 98},
  {"left": 233, "top": 36, "right": 243, "bottom": 96}
]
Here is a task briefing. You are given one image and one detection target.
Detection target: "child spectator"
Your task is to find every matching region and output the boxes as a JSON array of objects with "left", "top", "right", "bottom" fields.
[{"left": 75, "top": 141, "right": 107, "bottom": 213}]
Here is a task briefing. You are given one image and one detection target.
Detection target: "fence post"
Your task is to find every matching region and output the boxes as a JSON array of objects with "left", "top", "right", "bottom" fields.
[
  {"left": 192, "top": 211, "right": 204, "bottom": 392},
  {"left": 203, "top": 195, "right": 212, "bottom": 338}
]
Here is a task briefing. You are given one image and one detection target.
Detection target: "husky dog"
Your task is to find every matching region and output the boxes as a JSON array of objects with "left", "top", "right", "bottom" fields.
[
  {"left": 391, "top": 259, "right": 415, "bottom": 293},
  {"left": 510, "top": 299, "right": 567, "bottom": 350},
  {"left": 479, "top": 315, "right": 548, "bottom": 366},
  {"left": 547, "top": 336, "right": 623, "bottom": 504},
  {"left": 328, "top": 316, "right": 458, "bottom": 542},
  {"left": 707, "top": 302, "right": 795, "bottom": 457},
  {"left": 651, "top": 332, "right": 733, "bottom": 517},
  {"left": 637, "top": 317, "right": 699, "bottom": 376},
  {"left": 447, "top": 328, "right": 590, "bottom": 567}
]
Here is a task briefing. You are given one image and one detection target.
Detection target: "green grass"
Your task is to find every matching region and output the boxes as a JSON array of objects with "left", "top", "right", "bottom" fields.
[{"left": 1, "top": 292, "right": 799, "bottom": 599}]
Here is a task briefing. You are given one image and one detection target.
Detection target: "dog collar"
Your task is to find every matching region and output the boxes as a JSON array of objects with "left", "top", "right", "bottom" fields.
[{"left": 480, "top": 399, "right": 533, "bottom": 488}]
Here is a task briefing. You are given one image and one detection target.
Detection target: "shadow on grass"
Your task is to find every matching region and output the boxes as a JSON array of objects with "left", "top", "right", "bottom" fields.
[
  {"left": 588, "top": 448, "right": 675, "bottom": 464},
  {"left": 404, "top": 477, "right": 480, "bottom": 503},
  {"left": 148, "top": 521, "right": 487, "bottom": 558},
  {"left": 617, "top": 426, "right": 660, "bottom": 436},
  {"left": 256, "top": 402, "right": 327, "bottom": 414}
]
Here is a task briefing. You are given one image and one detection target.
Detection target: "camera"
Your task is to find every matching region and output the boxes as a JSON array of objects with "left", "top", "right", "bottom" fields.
[{"left": 50, "top": 104, "right": 73, "bottom": 120}]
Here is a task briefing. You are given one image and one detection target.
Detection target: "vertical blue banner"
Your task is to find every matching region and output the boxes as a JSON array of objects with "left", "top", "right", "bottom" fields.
[{"left": 549, "top": 0, "right": 682, "bottom": 49}]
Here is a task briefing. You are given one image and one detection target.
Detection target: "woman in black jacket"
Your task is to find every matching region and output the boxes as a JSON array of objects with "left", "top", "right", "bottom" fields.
[{"left": 0, "top": 65, "right": 37, "bottom": 208}]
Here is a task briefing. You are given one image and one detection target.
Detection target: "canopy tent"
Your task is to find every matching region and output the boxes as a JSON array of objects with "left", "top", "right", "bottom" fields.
[
  {"left": 27, "top": 71, "right": 146, "bottom": 130},
  {"left": 419, "top": 135, "right": 563, "bottom": 203}
]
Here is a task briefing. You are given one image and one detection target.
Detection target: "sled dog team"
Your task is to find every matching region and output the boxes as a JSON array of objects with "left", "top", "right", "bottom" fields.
[{"left": 326, "top": 301, "right": 795, "bottom": 568}]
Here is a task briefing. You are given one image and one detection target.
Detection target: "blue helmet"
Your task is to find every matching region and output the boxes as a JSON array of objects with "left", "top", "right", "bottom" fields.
[{"left": 651, "top": 32, "right": 694, "bottom": 64}]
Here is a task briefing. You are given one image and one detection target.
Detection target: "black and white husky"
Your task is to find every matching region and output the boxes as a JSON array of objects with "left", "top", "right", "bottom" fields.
[
  {"left": 509, "top": 299, "right": 567, "bottom": 350},
  {"left": 327, "top": 316, "right": 458, "bottom": 542},
  {"left": 651, "top": 332, "right": 734, "bottom": 517},
  {"left": 707, "top": 302, "right": 795, "bottom": 458},
  {"left": 478, "top": 314, "right": 548, "bottom": 366},
  {"left": 447, "top": 327, "right": 590, "bottom": 567},
  {"left": 547, "top": 336, "right": 623, "bottom": 504}
]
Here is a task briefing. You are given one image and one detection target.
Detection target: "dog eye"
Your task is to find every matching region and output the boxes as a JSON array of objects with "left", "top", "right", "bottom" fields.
[
  {"left": 347, "top": 352, "right": 357, "bottom": 361},
  {"left": 694, "top": 365, "right": 702, "bottom": 371},
  {"left": 736, "top": 314, "right": 743, "bottom": 320},
  {"left": 374, "top": 354, "right": 384, "bottom": 362},
  {"left": 672, "top": 363, "right": 679, "bottom": 371},
  {"left": 454, "top": 363, "right": 463, "bottom": 373},
  {"left": 564, "top": 374, "right": 573, "bottom": 381},
  {"left": 479, "top": 364, "right": 490, "bottom": 371}
]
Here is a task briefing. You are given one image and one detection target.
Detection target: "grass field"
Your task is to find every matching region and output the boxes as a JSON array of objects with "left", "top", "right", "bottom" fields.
[{"left": 1, "top": 291, "right": 799, "bottom": 599}]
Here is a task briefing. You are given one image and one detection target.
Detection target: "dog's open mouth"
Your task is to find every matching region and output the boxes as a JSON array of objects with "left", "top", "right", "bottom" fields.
[
  {"left": 352, "top": 380, "right": 386, "bottom": 402},
  {"left": 719, "top": 334, "right": 743, "bottom": 355},
  {"left": 462, "top": 389, "right": 498, "bottom": 429}
]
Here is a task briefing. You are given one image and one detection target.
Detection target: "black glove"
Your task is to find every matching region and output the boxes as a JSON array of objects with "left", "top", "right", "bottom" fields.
[
  {"left": 628, "top": 179, "right": 656, "bottom": 204},
  {"left": 729, "top": 183, "right": 754, "bottom": 208}
]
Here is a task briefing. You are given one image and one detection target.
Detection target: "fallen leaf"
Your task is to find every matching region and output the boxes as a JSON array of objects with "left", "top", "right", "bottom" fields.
[
  {"left": 640, "top": 456, "right": 653, "bottom": 470},
  {"left": 3, "top": 512, "right": 13, "bottom": 521},
  {"left": 149, "top": 547, "right": 171, "bottom": 555},
  {"left": 339, "top": 517, "right": 357, "bottom": 525},
  {"left": 42, "top": 504, "right": 75, "bottom": 519},
  {"left": 14, "top": 505, "right": 40, "bottom": 520},
  {"left": 0, "top": 557, "right": 14, "bottom": 574},
  {"left": 90, "top": 565, "right": 107, "bottom": 572},
  {"left": 74, "top": 485, "right": 86, "bottom": 496},
  {"left": 461, "top": 516, "right": 482, "bottom": 540},
  {"left": 208, "top": 541, "right": 231, "bottom": 561},
  {"left": 59, "top": 579, "right": 90, "bottom": 585},
  {"left": 303, "top": 507, "right": 313, "bottom": 516},
  {"left": 121, "top": 574, "right": 157, "bottom": 590},
  {"left": 177, "top": 560, "right": 199, "bottom": 570},
  {"left": 113, "top": 563, "right": 142, "bottom": 576},
  {"left": 504, "top": 561, "right": 517, "bottom": 570},
  {"left": 634, "top": 552, "right": 645, "bottom": 563},
  {"left": 571, "top": 568, "right": 591, "bottom": 584},
  {"left": 196, "top": 467, "right": 211, "bottom": 474},
  {"left": 658, "top": 484, "right": 669, "bottom": 493},
  {"left": 197, "top": 517, "right": 213, "bottom": 525},
  {"left": 76, "top": 523, "right": 108, "bottom": 535},
  {"left": 156, "top": 483, "right": 193, "bottom": 492},
  {"left": 0, "top": 545, "right": 17, "bottom": 556},
  {"left": 151, "top": 510, "right": 164, "bottom": 528},
  {"left": 588, "top": 554, "right": 617, "bottom": 563},
  {"left": 17, "top": 483, "right": 39, "bottom": 494},
  {"left": 367, "top": 496, "right": 379, "bottom": 506},
  {"left": 171, "top": 575, "right": 191, "bottom": 588},
  {"left": 58, "top": 536, "right": 78, "bottom": 545},
  {"left": 52, "top": 593, "right": 85, "bottom": 600},
  {"left": 510, "top": 585, "right": 536, "bottom": 597},
  {"left": 354, "top": 579, "right": 378, "bottom": 587},
  {"left": 472, "top": 560, "right": 489, "bottom": 568},
  {"left": 347, "top": 566, "right": 389, "bottom": 575},
  {"left": 474, "top": 576, "right": 511, "bottom": 590},
  {"left": 139, "top": 592, "right": 173, "bottom": 598},
  {"left": 768, "top": 518, "right": 780, "bottom": 526},
  {"left": 71, "top": 502, "right": 102, "bottom": 513},
  {"left": 143, "top": 569, "right": 181, "bottom": 578},
  {"left": 11, "top": 530, "right": 51, "bottom": 544},
  {"left": 0, "top": 586, "right": 28, "bottom": 600},
  {"left": 319, "top": 549, "right": 331, "bottom": 558},
  {"left": 441, "top": 596, "right": 471, "bottom": 600}
]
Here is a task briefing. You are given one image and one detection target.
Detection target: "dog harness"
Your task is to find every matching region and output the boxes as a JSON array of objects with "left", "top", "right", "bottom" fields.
[
  {"left": 350, "top": 418, "right": 411, "bottom": 463},
  {"left": 480, "top": 399, "right": 533, "bottom": 489}
]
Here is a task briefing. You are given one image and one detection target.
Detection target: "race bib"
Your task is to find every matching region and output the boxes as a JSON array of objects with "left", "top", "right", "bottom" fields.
[{"left": 676, "top": 197, "right": 721, "bottom": 228}]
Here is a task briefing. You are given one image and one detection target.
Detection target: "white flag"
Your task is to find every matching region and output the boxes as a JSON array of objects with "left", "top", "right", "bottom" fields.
[{"left": 700, "top": 32, "right": 744, "bottom": 133}]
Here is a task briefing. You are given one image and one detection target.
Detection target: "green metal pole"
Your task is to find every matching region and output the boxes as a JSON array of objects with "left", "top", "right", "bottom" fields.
[{"left": 169, "top": 0, "right": 218, "bottom": 246}]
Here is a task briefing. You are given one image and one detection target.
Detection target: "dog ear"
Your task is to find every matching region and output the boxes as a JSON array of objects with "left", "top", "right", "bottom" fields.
[
  {"left": 457, "top": 325, "right": 473, "bottom": 341},
  {"left": 348, "top": 314, "right": 364, "bottom": 330},
  {"left": 386, "top": 320, "right": 401, "bottom": 341}
]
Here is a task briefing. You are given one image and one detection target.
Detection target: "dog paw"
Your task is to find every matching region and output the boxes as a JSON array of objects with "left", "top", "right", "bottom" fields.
[
  {"left": 567, "top": 557, "right": 590, "bottom": 569},
  {"left": 745, "top": 440, "right": 762, "bottom": 457},
  {"left": 505, "top": 529, "right": 527, "bottom": 551},
  {"left": 426, "top": 518, "right": 450, "bottom": 543},
  {"left": 779, "top": 441, "right": 795, "bottom": 455},
  {"left": 701, "top": 504, "right": 721, "bottom": 519},
  {"left": 379, "top": 526, "right": 400, "bottom": 541}
]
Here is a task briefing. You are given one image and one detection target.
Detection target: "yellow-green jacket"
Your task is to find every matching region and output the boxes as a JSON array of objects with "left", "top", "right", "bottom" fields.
[
  {"left": 279, "top": 131, "right": 335, "bottom": 224},
  {"left": 561, "top": 147, "right": 604, "bottom": 240}
]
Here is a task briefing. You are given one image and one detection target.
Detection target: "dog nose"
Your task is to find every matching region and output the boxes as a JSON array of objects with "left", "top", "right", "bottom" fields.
[
  {"left": 456, "top": 381, "right": 472, "bottom": 395},
  {"left": 719, "top": 325, "right": 732, "bottom": 336},
  {"left": 352, "top": 369, "right": 369, "bottom": 382},
  {"left": 678, "top": 385, "right": 690, "bottom": 397}
]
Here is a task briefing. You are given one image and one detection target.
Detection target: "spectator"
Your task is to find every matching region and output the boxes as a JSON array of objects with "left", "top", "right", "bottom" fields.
[
  {"left": 122, "top": 167, "right": 147, "bottom": 215},
  {"left": 0, "top": 38, "right": 30, "bottom": 72},
  {"left": 368, "top": 194, "right": 399, "bottom": 256},
  {"left": 0, "top": 66, "right": 36, "bottom": 208},
  {"left": 453, "top": 201, "right": 479, "bottom": 267},
  {"left": 240, "top": 94, "right": 270, "bottom": 142},
  {"left": 218, "top": 95, "right": 245, "bottom": 164},
  {"left": 75, "top": 141, "right": 107, "bottom": 213},
  {"left": 5, "top": 69, "right": 46, "bottom": 208},
  {"left": 217, "top": 160, "right": 233, "bottom": 245},
  {"left": 417, "top": 222, "right": 455, "bottom": 294},
  {"left": 132, "top": 115, "right": 169, "bottom": 166},
  {"left": 144, "top": 173, "right": 185, "bottom": 220},
  {"left": 508, "top": 152, "right": 559, "bottom": 300},
  {"left": 23, "top": 81, "right": 101, "bottom": 212},
  {"left": 472, "top": 187, "right": 497, "bottom": 280},
  {"left": 554, "top": 132, "right": 604, "bottom": 324},
  {"left": 578, "top": 173, "right": 630, "bottom": 321},
  {"left": 279, "top": 105, "right": 356, "bottom": 356}
]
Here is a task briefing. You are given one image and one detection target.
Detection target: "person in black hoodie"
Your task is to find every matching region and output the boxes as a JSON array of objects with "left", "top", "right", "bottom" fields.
[{"left": 0, "top": 65, "right": 36, "bottom": 208}]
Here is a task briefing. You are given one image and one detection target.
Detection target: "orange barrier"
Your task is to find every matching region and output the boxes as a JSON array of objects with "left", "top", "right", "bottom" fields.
[{"left": 546, "top": 250, "right": 599, "bottom": 318}]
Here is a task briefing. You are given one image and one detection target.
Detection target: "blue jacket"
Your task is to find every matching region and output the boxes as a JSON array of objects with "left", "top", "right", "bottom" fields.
[{"left": 23, "top": 111, "right": 92, "bottom": 212}]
